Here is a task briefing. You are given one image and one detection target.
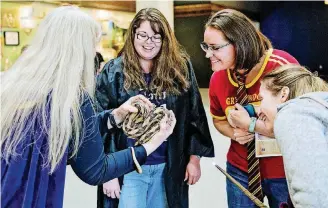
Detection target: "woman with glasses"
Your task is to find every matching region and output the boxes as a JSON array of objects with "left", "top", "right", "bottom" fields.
[
  {"left": 203, "top": 9, "right": 299, "bottom": 208},
  {"left": 96, "top": 8, "right": 214, "bottom": 208},
  {"left": 1, "top": 6, "right": 176, "bottom": 208}
]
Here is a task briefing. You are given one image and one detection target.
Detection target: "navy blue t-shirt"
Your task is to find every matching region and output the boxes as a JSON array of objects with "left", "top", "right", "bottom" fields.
[{"left": 127, "top": 73, "right": 167, "bottom": 165}]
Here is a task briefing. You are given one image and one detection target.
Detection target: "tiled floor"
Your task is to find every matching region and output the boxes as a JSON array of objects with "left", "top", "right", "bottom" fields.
[{"left": 63, "top": 88, "right": 266, "bottom": 207}]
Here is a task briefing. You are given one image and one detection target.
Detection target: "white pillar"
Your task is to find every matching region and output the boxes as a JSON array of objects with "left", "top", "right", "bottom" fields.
[{"left": 136, "top": 0, "right": 174, "bottom": 30}]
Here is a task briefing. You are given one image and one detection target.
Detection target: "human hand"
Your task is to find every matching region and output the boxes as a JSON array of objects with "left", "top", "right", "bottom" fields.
[
  {"left": 233, "top": 128, "right": 254, "bottom": 145},
  {"left": 258, "top": 112, "right": 274, "bottom": 135},
  {"left": 142, "top": 110, "right": 176, "bottom": 156},
  {"left": 184, "top": 155, "right": 201, "bottom": 185},
  {"left": 229, "top": 103, "right": 251, "bottom": 130},
  {"left": 112, "top": 95, "right": 153, "bottom": 124},
  {"left": 103, "top": 178, "right": 120, "bottom": 199},
  {"left": 227, "top": 109, "right": 237, "bottom": 128},
  {"left": 156, "top": 110, "right": 176, "bottom": 139}
]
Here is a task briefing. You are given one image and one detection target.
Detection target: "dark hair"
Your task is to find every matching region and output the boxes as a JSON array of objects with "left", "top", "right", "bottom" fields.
[
  {"left": 94, "top": 52, "right": 104, "bottom": 71},
  {"left": 206, "top": 9, "right": 272, "bottom": 71},
  {"left": 119, "top": 8, "right": 190, "bottom": 95}
]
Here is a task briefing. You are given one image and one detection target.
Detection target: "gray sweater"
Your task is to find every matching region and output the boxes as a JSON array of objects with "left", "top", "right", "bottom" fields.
[{"left": 274, "top": 92, "right": 328, "bottom": 208}]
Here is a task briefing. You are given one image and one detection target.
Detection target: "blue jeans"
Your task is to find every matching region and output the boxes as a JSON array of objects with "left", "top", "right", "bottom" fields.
[
  {"left": 118, "top": 163, "right": 168, "bottom": 208},
  {"left": 226, "top": 162, "right": 288, "bottom": 208}
]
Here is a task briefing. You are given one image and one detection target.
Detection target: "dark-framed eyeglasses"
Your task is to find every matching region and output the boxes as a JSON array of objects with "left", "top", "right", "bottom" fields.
[
  {"left": 136, "top": 31, "right": 162, "bottom": 44},
  {"left": 200, "top": 42, "right": 231, "bottom": 53}
]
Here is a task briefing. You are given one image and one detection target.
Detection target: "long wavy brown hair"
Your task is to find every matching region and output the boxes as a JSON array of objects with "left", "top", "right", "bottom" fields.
[{"left": 119, "top": 8, "right": 190, "bottom": 95}]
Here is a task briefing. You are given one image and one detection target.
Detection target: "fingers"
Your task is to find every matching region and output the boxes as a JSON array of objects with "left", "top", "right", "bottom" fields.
[
  {"left": 227, "top": 114, "right": 237, "bottom": 128},
  {"left": 229, "top": 111, "right": 240, "bottom": 122},
  {"left": 169, "top": 110, "right": 176, "bottom": 128},
  {"left": 159, "top": 114, "right": 169, "bottom": 132},
  {"left": 234, "top": 103, "right": 243, "bottom": 110},
  {"left": 258, "top": 112, "right": 265, "bottom": 120},
  {"left": 236, "top": 134, "right": 254, "bottom": 144},
  {"left": 238, "top": 133, "right": 254, "bottom": 141},
  {"left": 259, "top": 112, "right": 268, "bottom": 121},
  {"left": 125, "top": 95, "right": 153, "bottom": 113},
  {"left": 187, "top": 174, "right": 200, "bottom": 185},
  {"left": 185, "top": 169, "right": 200, "bottom": 185},
  {"left": 109, "top": 191, "right": 116, "bottom": 198},
  {"left": 114, "top": 190, "right": 120, "bottom": 199},
  {"left": 229, "top": 109, "right": 236, "bottom": 116},
  {"left": 130, "top": 95, "right": 153, "bottom": 108},
  {"left": 122, "top": 105, "right": 137, "bottom": 113},
  {"left": 103, "top": 189, "right": 121, "bottom": 199},
  {"left": 188, "top": 175, "right": 194, "bottom": 185},
  {"left": 184, "top": 170, "right": 189, "bottom": 182},
  {"left": 233, "top": 128, "right": 251, "bottom": 137},
  {"left": 136, "top": 95, "right": 153, "bottom": 106},
  {"left": 166, "top": 110, "right": 176, "bottom": 133},
  {"left": 160, "top": 110, "right": 176, "bottom": 134},
  {"left": 103, "top": 188, "right": 112, "bottom": 198},
  {"left": 102, "top": 179, "right": 121, "bottom": 199},
  {"left": 196, "top": 174, "right": 201, "bottom": 183}
]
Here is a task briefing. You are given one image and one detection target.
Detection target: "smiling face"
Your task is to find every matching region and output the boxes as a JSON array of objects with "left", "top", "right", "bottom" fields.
[
  {"left": 259, "top": 81, "right": 289, "bottom": 130},
  {"left": 203, "top": 26, "right": 236, "bottom": 72},
  {"left": 133, "top": 21, "right": 162, "bottom": 61}
]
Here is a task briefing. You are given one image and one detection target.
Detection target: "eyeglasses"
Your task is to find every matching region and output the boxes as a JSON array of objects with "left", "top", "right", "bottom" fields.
[
  {"left": 136, "top": 32, "right": 162, "bottom": 44},
  {"left": 200, "top": 42, "right": 231, "bottom": 53}
]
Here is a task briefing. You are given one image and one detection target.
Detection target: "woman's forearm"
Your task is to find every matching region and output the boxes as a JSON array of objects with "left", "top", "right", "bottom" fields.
[
  {"left": 70, "top": 98, "right": 147, "bottom": 186},
  {"left": 254, "top": 119, "right": 275, "bottom": 137},
  {"left": 213, "top": 119, "right": 235, "bottom": 139}
]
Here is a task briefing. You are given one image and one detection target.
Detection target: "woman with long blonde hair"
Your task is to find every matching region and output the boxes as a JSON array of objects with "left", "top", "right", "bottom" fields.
[
  {"left": 1, "top": 6, "right": 175, "bottom": 208},
  {"left": 259, "top": 65, "right": 328, "bottom": 208},
  {"left": 96, "top": 8, "right": 214, "bottom": 208}
]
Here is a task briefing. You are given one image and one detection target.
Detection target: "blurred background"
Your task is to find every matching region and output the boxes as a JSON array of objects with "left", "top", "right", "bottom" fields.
[
  {"left": 1, "top": 1, "right": 327, "bottom": 207},
  {"left": 1, "top": 1, "right": 328, "bottom": 81}
]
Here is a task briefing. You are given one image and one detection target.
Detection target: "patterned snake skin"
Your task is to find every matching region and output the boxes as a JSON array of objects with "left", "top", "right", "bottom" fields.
[{"left": 122, "top": 101, "right": 170, "bottom": 145}]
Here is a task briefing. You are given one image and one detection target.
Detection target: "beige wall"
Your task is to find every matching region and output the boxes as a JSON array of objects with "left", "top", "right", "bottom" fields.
[{"left": 136, "top": 0, "right": 174, "bottom": 30}]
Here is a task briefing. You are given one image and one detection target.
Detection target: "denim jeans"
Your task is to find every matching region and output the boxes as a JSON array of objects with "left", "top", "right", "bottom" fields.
[
  {"left": 118, "top": 163, "right": 168, "bottom": 208},
  {"left": 226, "top": 162, "right": 289, "bottom": 208}
]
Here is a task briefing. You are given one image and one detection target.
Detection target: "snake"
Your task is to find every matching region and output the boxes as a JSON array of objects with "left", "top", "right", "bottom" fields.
[{"left": 122, "top": 101, "right": 170, "bottom": 146}]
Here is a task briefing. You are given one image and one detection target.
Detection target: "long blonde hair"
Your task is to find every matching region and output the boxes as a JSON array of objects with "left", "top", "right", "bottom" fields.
[
  {"left": 119, "top": 8, "right": 190, "bottom": 95},
  {"left": 0, "top": 6, "right": 101, "bottom": 173},
  {"left": 263, "top": 64, "right": 328, "bottom": 100}
]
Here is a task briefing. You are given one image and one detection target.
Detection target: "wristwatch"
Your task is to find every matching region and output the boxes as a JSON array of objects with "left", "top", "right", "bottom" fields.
[{"left": 248, "top": 117, "right": 257, "bottom": 133}]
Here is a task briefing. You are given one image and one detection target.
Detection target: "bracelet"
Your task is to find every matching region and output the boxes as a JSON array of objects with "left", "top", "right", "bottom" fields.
[
  {"left": 196, "top": 155, "right": 202, "bottom": 160},
  {"left": 248, "top": 117, "right": 257, "bottom": 133},
  {"left": 109, "top": 113, "right": 123, "bottom": 128},
  {"left": 130, "top": 147, "right": 143, "bottom": 174},
  {"left": 109, "top": 113, "right": 118, "bottom": 128}
]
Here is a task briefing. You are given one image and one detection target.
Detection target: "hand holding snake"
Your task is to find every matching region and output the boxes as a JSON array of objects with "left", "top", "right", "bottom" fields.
[
  {"left": 122, "top": 97, "right": 176, "bottom": 173},
  {"left": 122, "top": 99, "right": 175, "bottom": 145},
  {"left": 111, "top": 95, "right": 176, "bottom": 153},
  {"left": 111, "top": 95, "right": 153, "bottom": 125}
]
